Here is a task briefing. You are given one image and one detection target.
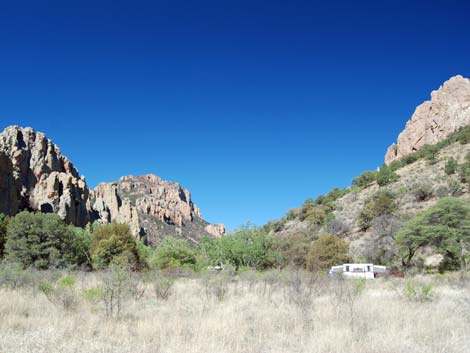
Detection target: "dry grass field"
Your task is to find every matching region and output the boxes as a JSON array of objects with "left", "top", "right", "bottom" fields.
[{"left": 0, "top": 269, "right": 469, "bottom": 353}]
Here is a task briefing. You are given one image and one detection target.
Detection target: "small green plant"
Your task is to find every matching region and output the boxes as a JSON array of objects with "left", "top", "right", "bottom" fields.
[
  {"left": 445, "top": 157, "right": 458, "bottom": 175},
  {"left": 403, "top": 280, "right": 433, "bottom": 302},
  {"left": 83, "top": 287, "right": 103, "bottom": 304},
  {"left": 39, "top": 275, "right": 79, "bottom": 311}
]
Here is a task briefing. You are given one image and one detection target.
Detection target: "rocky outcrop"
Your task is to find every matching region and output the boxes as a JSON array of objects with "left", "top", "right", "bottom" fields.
[
  {"left": 0, "top": 126, "right": 91, "bottom": 225},
  {"left": 385, "top": 75, "right": 470, "bottom": 164},
  {"left": 92, "top": 174, "right": 224, "bottom": 245},
  {"left": 204, "top": 223, "right": 226, "bottom": 237}
]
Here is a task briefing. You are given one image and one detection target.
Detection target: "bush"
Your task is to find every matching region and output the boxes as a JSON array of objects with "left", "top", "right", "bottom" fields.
[
  {"left": 352, "top": 171, "right": 378, "bottom": 188},
  {"left": 39, "top": 274, "right": 79, "bottom": 311},
  {"left": 411, "top": 182, "right": 434, "bottom": 202},
  {"left": 99, "top": 265, "right": 135, "bottom": 317},
  {"left": 358, "top": 191, "right": 397, "bottom": 230},
  {"left": 152, "top": 237, "right": 198, "bottom": 270},
  {"left": 90, "top": 223, "right": 142, "bottom": 270},
  {"left": 445, "top": 157, "right": 458, "bottom": 175},
  {"left": 276, "top": 232, "right": 313, "bottom": 269},
  {"left": 153, "top": 274, "right": 175, "bottom": 300},
  {"left": 376, "top": 164, "right": 400, "bottom": 186},
  {"left": 5, "top": 211, "right": 85, "bottom": 269},
  {"left": 299, "top": 200, "right": 327, "bottom": 225},
  {"left": 306, "top": 234, "right": 350, "bottom": 272},
  {"left": 403, "top": 280, "right": 434, "bottom": 302}
]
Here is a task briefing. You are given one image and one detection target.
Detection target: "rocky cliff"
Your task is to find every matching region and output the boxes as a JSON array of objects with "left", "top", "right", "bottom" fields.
[
  {"left": 0, "top": 125, "right": 225, "bottom": 243},
  {"left": 92, "top": 174, "right": 225, "bottom": 245},
  {"left": 0, "top": 126, "right": 91, "bottom": 226},
  {"left": 385, "top": 75, "right": 470, "bottom": 164}
]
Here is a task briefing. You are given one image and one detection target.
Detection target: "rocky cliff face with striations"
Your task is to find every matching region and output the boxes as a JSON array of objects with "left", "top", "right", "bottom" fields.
[
  {"left": 92, "top": 174, "right": 225, "bottom": 245},
  {"left": 0, "top": 126, "right": 91, "bottom": 226},
  {"left": 0, "top": 125, "right": 225, "bottom": 243},
  {"left": 385, "top": 75, "right": 470, "bottom": 164}
]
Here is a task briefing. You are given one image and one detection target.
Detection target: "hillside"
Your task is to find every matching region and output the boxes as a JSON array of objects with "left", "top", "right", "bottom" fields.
[{"left": 267, "top": 75, "right": 470, "bottom": 270}]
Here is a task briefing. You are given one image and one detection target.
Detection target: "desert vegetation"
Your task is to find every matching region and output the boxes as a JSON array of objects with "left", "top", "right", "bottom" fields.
[{"left": 0, "top": 265, "right": 469, "bottom": 353}]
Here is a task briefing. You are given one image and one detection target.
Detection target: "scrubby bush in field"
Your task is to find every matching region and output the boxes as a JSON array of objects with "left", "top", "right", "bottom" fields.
[
  {"left": 306, "top": 234, "right": 349, "bottom": 272},
  {"left": 152, "top": 237, "right": 198, "bottom": 270},
  {"left": 39, "top": 274, "right": 79, "bottom": 311},
  {"left": 153, "top": 274, "right": 175, "bottom": 300},
  {"left": 5, "top": 211, "right": 87, "bottom": 269},
  {"left": 201, "top": 225, "right": 281, "bottom": 270},
  {"left": 403, "top": 280, "right": 434, "bottom": 302},
  {"left": 358, "top": 191, "right": 397, "bottom": 230},
  {"left": 99, "top": 265, "right": 136, "bottom": 317},
  {"left": 90, "top": 223, "right": 141, "bottom": 270},
  {"left": 396, "top": 198, "right": 470, "bottom": 271}
]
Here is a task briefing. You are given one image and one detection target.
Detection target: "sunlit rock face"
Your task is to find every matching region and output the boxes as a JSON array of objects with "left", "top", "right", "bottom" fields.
[
  {"left": 0, "top": 125, "right": 91, "bottom": 226},
  {"left": 385, "top": 75, "right": 470, "bottom": 164}
]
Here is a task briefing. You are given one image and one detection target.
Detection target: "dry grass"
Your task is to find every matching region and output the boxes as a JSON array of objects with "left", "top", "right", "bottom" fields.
[{"left": 0, "top": 270, "right": 469, "bottom": 353}]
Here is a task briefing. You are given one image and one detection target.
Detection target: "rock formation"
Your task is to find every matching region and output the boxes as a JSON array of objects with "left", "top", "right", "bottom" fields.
[
  {"left": 0, "top": 125, "right": 225, "bottom": 243},
  {"left": 0, "top": 126, "right": 91, "bottom": 225},
  {"left": 92, "top": 174, "right": 225, "bottom": 245},
  {"left": 385, "top": 75, "right": 470, "bottom": 164}
]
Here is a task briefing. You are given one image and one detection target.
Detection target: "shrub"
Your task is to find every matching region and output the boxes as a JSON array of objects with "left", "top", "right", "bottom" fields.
[
  {"left": 358, "top": 191, "right": 397, "bottom": 230},
  {"left": 376, "top": 164, "right": 400, "bottom": 186},
  {"left": 153, "top": 237, "right": 197, "bottom": 270},
  {"left": 447, "top": 179, "right": 464, "bottom": 197},
  {"left": 90, "top": 223, "right": 141, "bottom": 270},
  {"left": 99, "top": 265, "right": 135, "bottom": 317},
  {"left": 276, "top": 232, "right": 313, "bottom": 268},
  {"left": 39, "top": 275, "right": 79, "bottom": 311},
  {"left": 403, "top": 280, "right": 434, "bottom": 302},
  {"left": 445, "top": 157, "right": 458, "bottom": 175},
  {"left": 83, "top": 287, "right": 103, "bottom": 304},
  {"left": 5, "top": 211, "right": 84, "bottom": 269},
  {"left": 306, "top": 234, "right": 350, "bottom": 272},
  {"left": 299, "top": 200, "right": 327, "bottom": 225},
  {"left": 352, "top": 171, "right": 378, "bottom": 188},
  {"left": 411, "top": 182, "right": 434, "bottom": 202},
  {"left": 153, "top": 274, "right": 175, "bottom": 300},
  {"left": 458, "top": 126, "right": 470, "bottom": 144}
]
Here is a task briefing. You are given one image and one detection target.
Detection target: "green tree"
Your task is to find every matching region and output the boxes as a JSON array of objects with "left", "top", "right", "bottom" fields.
[
  {"left": 201, "top": 225, "right": 281, "bottom": 270},
  {"left": 306, "top": 234, "right": 350, "bottom": 272},
  {"left": 396, "top": 198, "right": 470, "bottom": 271},
  {"left": 90, "top": 223, "right": 141, "bottom": 270},
  {"left": 0, "top": 214, "right": 9, "bottom": 259},
  {"left": 444, "top": 157, "right": 458, "bottom": 175},
  {"left": 152, "top": 237, "right": 198, "bottom": 269},
  {"left": 5, "top": 211, "right": 80, "bottom": 269}
]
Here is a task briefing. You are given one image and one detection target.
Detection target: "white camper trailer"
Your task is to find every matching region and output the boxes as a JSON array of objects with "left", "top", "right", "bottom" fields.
[{"left": 329, "top": 263, "right": 387, "bottom": 279}]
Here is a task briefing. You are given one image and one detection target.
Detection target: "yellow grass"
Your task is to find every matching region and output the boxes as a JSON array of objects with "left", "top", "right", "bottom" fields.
[{"left": 0, "top": 271, "right": 469, "bottom": 353}]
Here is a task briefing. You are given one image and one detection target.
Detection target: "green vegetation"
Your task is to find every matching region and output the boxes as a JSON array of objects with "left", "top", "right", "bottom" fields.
[
  {"left": 445, "top": 157, "right": 458, "bottom": 175},
  {"left": 376, "top": 164, "right": 400, "bottom": 186},
  {"left": 352, "top": 170, "right": 378, "bottom": 188},
  {"left": 201, "top": 225, "right": 281, "bottom": 270},
  {"left": 358, "top": 191, "right": 397, "bottom": 230},
  {"left": 306, "top": 234, "right": 349, "bottom": 272},
  {"left": 90, "top": 223, "right": 142, "bottom": 270},
  {"left": 396, "top": 198, "right": 470, "bottom": 271},
  {"left": 4, "top": 211, "right": 88, "bottom": 269},
  {"left": 152, "top": 237, "right": 198, "bottom": 270}
]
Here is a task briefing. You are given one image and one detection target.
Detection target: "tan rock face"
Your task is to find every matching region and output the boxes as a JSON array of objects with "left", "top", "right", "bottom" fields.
[
  {"left": 204, "top": 224, "right": 226, "bottom": 237},
  {"left": 92, "top": 174, "right": 225, "bottom": 244},
  {"left": 385, "top": 75, "right": 470, "bottom": 164},
  {"left": 0, "top": 126, "right": 91, "bottom": 226}
]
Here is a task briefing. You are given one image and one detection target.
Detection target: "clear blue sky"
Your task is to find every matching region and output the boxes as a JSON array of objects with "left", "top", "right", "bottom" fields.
[{"left": 1, "top": 0, "right": 469, "bottom": 231}]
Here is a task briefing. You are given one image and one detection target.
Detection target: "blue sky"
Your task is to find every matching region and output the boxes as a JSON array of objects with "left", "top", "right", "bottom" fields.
[{"left": 1, "top": 0, "right": 469, "bottom": 230}]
